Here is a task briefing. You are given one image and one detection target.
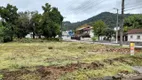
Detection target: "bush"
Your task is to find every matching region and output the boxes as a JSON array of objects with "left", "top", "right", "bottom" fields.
[
  {"left": 13, "top": 38, "right": 60, "bottom": 43},
  {"left": 3, "top": 36, "right": 13, "bottom": 42},
  {"left": 0, "top": 24, "right": 13, "bottom": 43},
  {"left": 92, "top": 37, "right": 97, "bottom": 41}
]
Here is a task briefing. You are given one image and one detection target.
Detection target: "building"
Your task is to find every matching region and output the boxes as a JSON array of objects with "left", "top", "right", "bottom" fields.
[
  {"left": 76, "top": 24, "right": 94, "bottom": 38},
  {"left": 25, "top": 32, "right": 44, "bottom": 38},
  {"left": 127, "top": 29, "right": 142, "bottom": 43},
  {"left": 62, "top": 30, "right": 74, "bottom": 40}
]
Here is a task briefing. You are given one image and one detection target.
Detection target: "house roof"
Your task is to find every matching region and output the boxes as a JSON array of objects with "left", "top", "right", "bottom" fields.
[
  {"left": 127, "top": 29, "right": 142, "bottom": 34},
  {"left": 76, "top": 24, "right": 93, "bottom": 31}
]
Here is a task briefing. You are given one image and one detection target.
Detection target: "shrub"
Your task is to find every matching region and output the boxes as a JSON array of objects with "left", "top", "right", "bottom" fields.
[
  {"left": 0, "top": 25, "right": 13, "bottom": 43},
  {"left": 92, "top": 37, "right": 97, "bottom": 41},
  {"left": 13, "top": 38, "right": 60, "bottom": 43}
]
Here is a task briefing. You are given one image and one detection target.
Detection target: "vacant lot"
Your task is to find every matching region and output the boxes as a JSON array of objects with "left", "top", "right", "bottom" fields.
[{"left": 0, "top": 42, "right": 142, "bottom": 80}]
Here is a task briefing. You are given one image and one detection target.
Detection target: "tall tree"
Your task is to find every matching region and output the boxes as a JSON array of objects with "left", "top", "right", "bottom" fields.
[
  {"left": 41, "top": 3, "right": 51, "bottom": 38},
  {"left": 0, "top": 4, "right": 18, "bottom": 41},
  {"left": 41, "top": 3, "right": 63, "bottom": 38},
  {"left": 31, "top": 12, "right": 42, "bottom": 38},
  {"left": 92, "top": 20, "right": 107, "bottom": 40},
  {"left": 15, "top": 11, "right": 31, "bottom": 38},
  {"left": 49, "top": 7, "right": 63, "bottom": 38}
]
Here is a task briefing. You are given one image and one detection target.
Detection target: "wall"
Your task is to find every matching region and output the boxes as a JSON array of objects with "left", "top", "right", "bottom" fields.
[
  {"left": 89, "top": 30, "right": 94, "bottom": 38},
  {"left": 128, "top": 34, "right": 142, "bottom": 42}
]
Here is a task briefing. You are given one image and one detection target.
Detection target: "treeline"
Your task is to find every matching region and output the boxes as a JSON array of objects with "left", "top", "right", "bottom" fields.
[
  {"left": 0, "top": 3, "right": 63, "bottom": 42},
  {"left": 92, "top": 14, "right": 142, "bottom": 41},
  {"left": 124, "top": 14, "right": 142, "bottom": 32}
]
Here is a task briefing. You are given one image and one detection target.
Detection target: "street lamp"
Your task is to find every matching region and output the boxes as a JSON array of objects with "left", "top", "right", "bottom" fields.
[
  {"left": 114, "top": 8, "right": 119, "bottom": 43},
  {"left": 114, "top": 27, "right": 120, "bottom": 43}
]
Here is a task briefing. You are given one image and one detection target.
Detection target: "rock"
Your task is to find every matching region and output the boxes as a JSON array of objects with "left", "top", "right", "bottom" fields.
[
  {"left": 103, "top": 76, "right": 113, "bottom": 80},
  {"left": 112, "top": 75, "right": 122, "bottom": 80},
  {"left": 132, "top": 66, "right": 142, "bottom": 74},
  {"left": 48, "top": 46, "right": 53, "bottom": 49}
]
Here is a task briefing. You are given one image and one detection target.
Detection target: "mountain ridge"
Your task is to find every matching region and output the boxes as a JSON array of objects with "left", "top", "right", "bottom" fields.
[{"left": 63, "top": 12, "right": 132, "bottom": 30}]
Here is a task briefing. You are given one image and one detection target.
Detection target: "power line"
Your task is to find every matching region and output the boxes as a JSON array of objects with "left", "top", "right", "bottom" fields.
[
  {"left": 125, "top": 1, "right": 142, "bottom": 9},
  {"left": 68, "top": 0, "right": 106, "bottom": 14},
  {"left": 125, "top": 0, "right": 133, "bottom": 5},
  {"left": 71, "top": 0, "right": 98, "bottom": 13},
  {"left": 125, "top": 6, "right": 142, "bottom": 11},
  {"left": 79, "top": 0, "right": 105, "bottom": 12}
]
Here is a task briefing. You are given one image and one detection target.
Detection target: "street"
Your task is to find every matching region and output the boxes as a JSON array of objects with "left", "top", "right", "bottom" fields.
[{"left": 63, "top": 37, "right": 142, "bottom": 49}]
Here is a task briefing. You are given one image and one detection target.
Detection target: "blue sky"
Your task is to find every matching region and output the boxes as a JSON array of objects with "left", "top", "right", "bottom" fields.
[{"left": 0, "top": 0, "right": 141, "bottom": 22}]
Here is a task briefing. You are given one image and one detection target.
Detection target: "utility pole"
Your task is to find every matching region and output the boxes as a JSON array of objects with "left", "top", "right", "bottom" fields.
[
  {"left": 60, "top": 17, "right": 65, "bottom": 40},
  {"left": 60, "top": 22, "right": 63, "bottom": 40},
  {"left": 120, "top": 0, "right": 125, "bottom": 46},
  {"left": 114, "top": 8, "right": 119, "bottom": 43}
]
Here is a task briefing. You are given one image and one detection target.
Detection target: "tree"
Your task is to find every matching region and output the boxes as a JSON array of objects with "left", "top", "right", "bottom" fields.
[
  {"left": 92, "top": 20, "right": 107, "bottom": 40},
  {"left": 124, "top": 14, "right": 142, "bottom": 31},
  {"left": 41, "top": 3, "right": 63, "bottom": 38},
  {"left": 0, "top": 4, "right": 18, "bottom": 41},
  {"left": 0, "top": 3, "right": 63, "bottom": 41},
  {"left": 0, "top": 22, "right": 5, "bottom": 42},
  {"left": 0, "top": 22, "right": 13, "bottom": 42},
  {"left": 15, "top": 11, "right": 31, "bottom": 38},
  {"left": 41, "top": 3, "right": 52, "bottom": 38},
  {"left": 49, "top": 7, "right": 63, "bottom": 38},
  {"left": 105, "top": 28, "right": 115, "bottom": 41},
  {"left": 31, "top": 12, "right": 42, "bottom": 38}
]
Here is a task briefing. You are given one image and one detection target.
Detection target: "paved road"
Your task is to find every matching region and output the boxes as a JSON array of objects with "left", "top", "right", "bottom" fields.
[{"left": 63, "top": 38, "right": 142, "bottom": 49}]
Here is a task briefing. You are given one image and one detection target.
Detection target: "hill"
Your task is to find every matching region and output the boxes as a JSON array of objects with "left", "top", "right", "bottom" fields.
[{"left": 63, "top": 12, "right": 132, "bottom": 30}]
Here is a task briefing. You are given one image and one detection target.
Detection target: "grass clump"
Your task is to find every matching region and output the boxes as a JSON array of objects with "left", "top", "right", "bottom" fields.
[
  {"left": 60, "top": 62, "right": 133, "bottom": 80},
  {"left": 17, "top": 73, "right": 41, "bottom": 80},
  {"left": 0, "top": 74, "right": 3, "bottom": 80}
]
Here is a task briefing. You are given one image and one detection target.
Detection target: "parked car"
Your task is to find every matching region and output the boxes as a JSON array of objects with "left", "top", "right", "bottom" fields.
[
  {"left": 71, "top": 35, "right": 81, "bottom": 40},
  {"left": 81, "top": 33, "right": 90, "bottom": 38}
]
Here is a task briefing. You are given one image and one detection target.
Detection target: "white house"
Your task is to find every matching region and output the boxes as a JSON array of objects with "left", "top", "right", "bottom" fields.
[
  {"left": 25, "top": 32, "right": 44, "bottom": 38},
  {"left": 127, "top": 29, "right": 142, "bottom": 42},
  {"left": 25, "top": 32, "right": 34, "bottom": 38}
]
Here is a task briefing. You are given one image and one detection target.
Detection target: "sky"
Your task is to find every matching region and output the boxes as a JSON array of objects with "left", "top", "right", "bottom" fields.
[{"left": 0, "top": 0, "right": 142, "bottom": 22}]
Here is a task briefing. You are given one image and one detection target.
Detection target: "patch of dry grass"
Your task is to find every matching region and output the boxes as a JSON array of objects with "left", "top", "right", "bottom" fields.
[
  {"left": 0, "top": 42, "right": 128, "bottom": 70},
  {"left": 0, "top": 42, "right": 142, "bottom": 80}
]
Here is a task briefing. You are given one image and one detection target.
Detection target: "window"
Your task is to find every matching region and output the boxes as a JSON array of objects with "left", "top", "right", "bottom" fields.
[
  {"left": 137, "top": 35, "right": 141, "bottom": 39},
  {"left": 130, "top": 35, "right": 133, "bottom": 39}
]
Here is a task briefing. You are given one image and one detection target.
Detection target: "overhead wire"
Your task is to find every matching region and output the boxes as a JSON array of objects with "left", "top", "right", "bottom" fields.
[{"left": 68, "top": 0, "right": 106, "bottom": 14}]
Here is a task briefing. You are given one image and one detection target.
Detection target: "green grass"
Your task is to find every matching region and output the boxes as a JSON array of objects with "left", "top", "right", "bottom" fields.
[
  {"left": 0, "top": 42, "right": 120, "bottom": 70},
  {"left": 0, "top": 42, "right": 141, "bottom": 79},
  {"left": 60, "top": 62, "right": 133, "bottom": 80}
]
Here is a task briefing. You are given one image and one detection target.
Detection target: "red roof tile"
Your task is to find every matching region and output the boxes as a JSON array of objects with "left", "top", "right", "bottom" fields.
[{"left": 127, "top": 29, "right": 142, "bottom": 34}]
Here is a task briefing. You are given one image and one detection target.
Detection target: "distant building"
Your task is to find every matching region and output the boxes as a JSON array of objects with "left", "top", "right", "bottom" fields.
[
  {"left": 25, "top": 32, "right": 44, "bottom": 38},
  {"left": 25, "top": 32, "right": 34, "bottom": 38},
  {"left": 127, "top": 29, "right": 142, "bottom": 42},
  {"left": 62, "top": 30, "right": 74, "bottom": 37},
  {"left": 76, "top": 24, "right": 94, "bottom": 38}
]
